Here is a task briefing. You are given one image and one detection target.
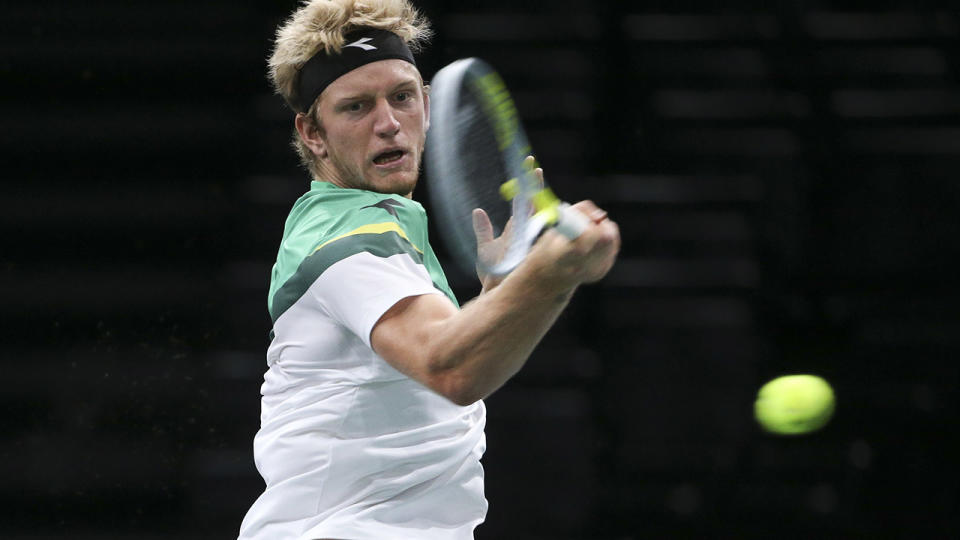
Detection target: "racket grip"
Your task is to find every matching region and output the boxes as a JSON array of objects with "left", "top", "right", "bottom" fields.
[{"left": 554, "top": 203, "right": 589, "bottom": 239}]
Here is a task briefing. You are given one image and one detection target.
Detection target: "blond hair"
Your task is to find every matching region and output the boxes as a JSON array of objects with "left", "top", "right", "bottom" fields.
[{"left": 268, "top": 0, "right": 433, "bottom": 179}]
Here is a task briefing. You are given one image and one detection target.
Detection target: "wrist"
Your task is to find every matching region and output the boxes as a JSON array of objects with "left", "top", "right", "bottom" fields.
[{"left": 511, "top": 263, "right": 579, "bottom": 304}]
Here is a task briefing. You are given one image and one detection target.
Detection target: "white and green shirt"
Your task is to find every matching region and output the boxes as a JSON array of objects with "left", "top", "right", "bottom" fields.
[{"left": 239, "top": 182, "right": 487, "bottom": 540}]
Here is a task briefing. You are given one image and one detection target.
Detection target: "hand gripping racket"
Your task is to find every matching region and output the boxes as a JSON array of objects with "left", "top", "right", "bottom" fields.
[{"left": 425, "top": 57, "right": 589, "bottom": 277}]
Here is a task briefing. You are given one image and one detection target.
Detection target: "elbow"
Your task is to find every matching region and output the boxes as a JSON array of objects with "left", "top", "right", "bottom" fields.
[
  {"left": 446, "top": 393, "right": 480, "bottom": 407},
  {"left": 422, "top": 343, "right": 497, "bottom": 406},
  {"left": 447, "top": 388, "right": 483, "bottom": 407},
  {"left": 433, "top": 370, "right": 484, "bottom": 407},
  {"left": 424, "top": 356, "right": 484, "bottom": 406}
]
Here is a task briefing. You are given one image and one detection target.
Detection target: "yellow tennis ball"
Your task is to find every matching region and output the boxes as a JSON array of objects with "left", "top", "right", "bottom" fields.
[{"left": 754, "top": 374, "right": 835, "bottom": 435}]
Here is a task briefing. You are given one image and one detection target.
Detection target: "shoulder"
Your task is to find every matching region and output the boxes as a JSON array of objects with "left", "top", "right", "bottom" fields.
[
  {"left": 286, "top": 184, "right": 427, "bottom": 270},
  {"left": 270, "top": 185, "right": 437, "bottom": 321}
]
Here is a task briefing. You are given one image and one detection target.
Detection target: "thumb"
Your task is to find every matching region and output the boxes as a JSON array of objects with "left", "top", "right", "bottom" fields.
[{"left": 472, "top": 208, "right": 494, "bottom": 243}]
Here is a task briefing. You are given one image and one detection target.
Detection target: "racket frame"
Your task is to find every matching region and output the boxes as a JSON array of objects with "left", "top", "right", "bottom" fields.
[{"left": 426, "top": 57, "right": 585, "bottom": 276}]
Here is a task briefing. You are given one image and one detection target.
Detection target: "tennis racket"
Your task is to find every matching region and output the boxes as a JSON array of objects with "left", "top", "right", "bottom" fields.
[{"left": 425, "top": 57, "right": 589, "bottom": 278}]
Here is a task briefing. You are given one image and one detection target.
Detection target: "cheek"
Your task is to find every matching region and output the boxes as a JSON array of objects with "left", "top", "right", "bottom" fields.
[
  {"left": 330, "top": 129, "right": 365, "bottom": 161},
  {"left": 405, "top": 114, "right": 428, "bottom": 141}
]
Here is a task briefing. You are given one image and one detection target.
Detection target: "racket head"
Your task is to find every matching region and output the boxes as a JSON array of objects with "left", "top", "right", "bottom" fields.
[{"left": 425, "top": 57, "right": 542, "bottom": 277}]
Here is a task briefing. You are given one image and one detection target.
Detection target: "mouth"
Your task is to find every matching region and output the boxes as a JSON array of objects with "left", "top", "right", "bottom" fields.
[{"left": 372, "top": 148, "right": 407, "bottom": 167}]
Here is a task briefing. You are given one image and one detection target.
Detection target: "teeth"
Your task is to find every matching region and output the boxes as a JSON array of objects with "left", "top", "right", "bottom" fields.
[{"left": 374, "top": 150, "right": 403, "bottom": 164}]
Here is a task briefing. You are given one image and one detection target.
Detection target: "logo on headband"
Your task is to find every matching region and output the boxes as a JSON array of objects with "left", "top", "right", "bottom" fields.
[{"left": 344, "top": 37, "right": 377, "bottom": 51}]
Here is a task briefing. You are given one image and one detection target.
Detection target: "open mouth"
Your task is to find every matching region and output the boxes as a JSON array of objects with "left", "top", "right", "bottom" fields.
[{"left": 373, "top": 149, "right": 405, "bottom": 165}]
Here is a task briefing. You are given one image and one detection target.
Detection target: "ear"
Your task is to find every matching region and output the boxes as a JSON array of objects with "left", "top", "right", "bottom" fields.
[
  {"left": 422, "top": 87, "right": 430, "bottom": 132},
  {"left": 295, "top": 112, "right": 327, "bottom": 158}
]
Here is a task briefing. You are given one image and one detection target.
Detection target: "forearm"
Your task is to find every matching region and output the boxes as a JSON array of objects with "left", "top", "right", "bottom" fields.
[{"left": 425, "top": 264, "right": 575, "bottom": 404}]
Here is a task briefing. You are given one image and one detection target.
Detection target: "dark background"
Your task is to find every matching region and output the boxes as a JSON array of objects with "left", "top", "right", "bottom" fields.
[{"left": 3, "top": 0, "right": 959, "bottom": 538}]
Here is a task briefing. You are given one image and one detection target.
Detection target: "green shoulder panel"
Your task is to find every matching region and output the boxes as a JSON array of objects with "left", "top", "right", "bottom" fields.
[{"left": 268, "top": 182, "right": 458, "bottom": 323}]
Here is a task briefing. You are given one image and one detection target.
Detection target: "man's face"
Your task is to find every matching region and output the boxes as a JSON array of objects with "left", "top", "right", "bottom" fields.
[{"left": 309, "top": 60, "right": 429, "bottom": 197}]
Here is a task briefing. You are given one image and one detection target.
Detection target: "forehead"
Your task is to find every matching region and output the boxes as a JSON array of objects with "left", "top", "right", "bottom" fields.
[{"left": 321, "top": 59, "right": 422, "bottom": 101}]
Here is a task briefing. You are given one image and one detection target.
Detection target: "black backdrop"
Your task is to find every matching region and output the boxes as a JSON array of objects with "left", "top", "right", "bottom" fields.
[{"left": 3, "top": 1, "right": 958, "bottom": 538}]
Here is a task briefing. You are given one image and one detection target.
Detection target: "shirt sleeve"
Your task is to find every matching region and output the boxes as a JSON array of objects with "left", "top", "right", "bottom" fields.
[{"left": 310, "top": 246, "right": 447, "bottom": 349}]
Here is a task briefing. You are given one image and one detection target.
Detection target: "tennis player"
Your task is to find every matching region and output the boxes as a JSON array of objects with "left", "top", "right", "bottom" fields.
[{"left": 238, "top": 1, "right": 619, "bottom": 538}]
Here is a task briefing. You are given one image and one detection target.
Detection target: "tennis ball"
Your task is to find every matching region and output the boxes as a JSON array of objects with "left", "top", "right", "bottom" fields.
[{"left": 754, "top": 374, "right": 835, "bottom": 435}]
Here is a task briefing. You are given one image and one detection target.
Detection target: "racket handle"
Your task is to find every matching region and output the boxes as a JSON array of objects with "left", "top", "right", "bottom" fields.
[{"left": 554, "top": 203, "right": 589, "bottom": 239}]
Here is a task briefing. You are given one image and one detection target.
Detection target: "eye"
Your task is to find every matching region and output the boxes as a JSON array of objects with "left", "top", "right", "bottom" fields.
[
  {"left": 347, "top": 101, "right": 364, "bottom": 112},
  {"left": 395, "top": 91, "right": 411, "bottom": 102}
]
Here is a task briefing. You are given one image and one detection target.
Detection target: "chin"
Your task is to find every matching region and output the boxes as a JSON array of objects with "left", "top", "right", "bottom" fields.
[
  {"left": 388, "top": 180, "right": 418, "bottom": 196},
  {"left": 372, "top": 171, "right": 418, "bottom": 196}
]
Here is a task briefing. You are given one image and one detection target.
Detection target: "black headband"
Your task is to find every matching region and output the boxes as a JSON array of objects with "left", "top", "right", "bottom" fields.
[{"left": 293, "top": 28, "right": 416, "bottom": 113}]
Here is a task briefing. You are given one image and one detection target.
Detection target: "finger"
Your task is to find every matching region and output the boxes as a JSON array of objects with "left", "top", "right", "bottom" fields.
[
  {"left": 599, "top": 219, "right": 620, "bottom": 254},
  {"left": 523, "top": 156, "right": 545, "bottom": 188},
  {"left": 571, "top": 200, "right": 609, "bottom": 223},
  {"left": 608, "top": 219, "right": 621, "bottom": 253},
  {"left": 571, "top": 199, "right": 599, "bottom": 214},
  {"left": 472, "top": 208, "right": 494, "bottom": 242}
]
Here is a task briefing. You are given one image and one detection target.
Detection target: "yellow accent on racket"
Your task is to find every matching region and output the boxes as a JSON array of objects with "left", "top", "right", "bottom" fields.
[
  {"left": 499, "top": 178, "right": 519, "bottom": 201},
  {"left": 532, "top": 188, "right": 560, "bottom": 213}
]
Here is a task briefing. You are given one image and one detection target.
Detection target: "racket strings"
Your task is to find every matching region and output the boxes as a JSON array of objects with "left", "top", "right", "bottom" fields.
[{"left": 448, "top": 94, "right": 514, "bottom": 242}]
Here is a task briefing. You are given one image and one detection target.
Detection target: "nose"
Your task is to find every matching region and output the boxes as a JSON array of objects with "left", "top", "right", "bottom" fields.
[{"left": 373, "top": 99, "right": 401, "bottom": 138}]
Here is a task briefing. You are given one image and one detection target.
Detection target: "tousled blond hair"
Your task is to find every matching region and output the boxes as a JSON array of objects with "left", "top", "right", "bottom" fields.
[{"left": 269, "top": 0, "right": 433, "bottom": 179}]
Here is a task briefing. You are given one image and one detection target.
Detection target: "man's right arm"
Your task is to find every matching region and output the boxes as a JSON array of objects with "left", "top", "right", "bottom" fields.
[{"left": 371, "top": 200, "right": 620, "bottom": 406}]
